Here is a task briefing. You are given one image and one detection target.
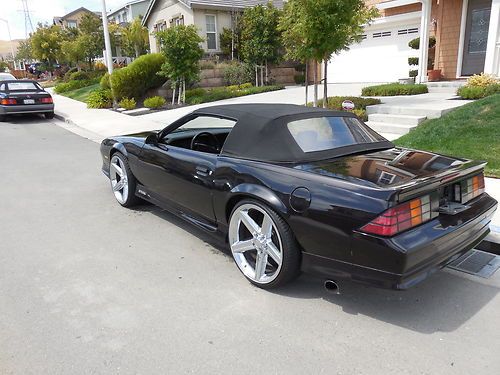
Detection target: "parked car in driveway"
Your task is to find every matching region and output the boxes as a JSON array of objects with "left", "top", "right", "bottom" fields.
[
  {"left": 100, "top": 104, "right": 497, "bottom": 290},
  {"left": 0, "top": 73, "right": 16, "bottom": 81},
  {"left": 0, "top": 80, "right": 54, "bottom": 121}
]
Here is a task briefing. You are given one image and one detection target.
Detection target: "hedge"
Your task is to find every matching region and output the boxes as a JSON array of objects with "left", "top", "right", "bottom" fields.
[
  {"left": 361, "top": 83, "right": 428, "bottom": 96},
  {"left": 185, "top": 85, "right": 284, "bottom": 105},
  {"left": 87, "top": 88, "right": 112, "bottom": 109},
  {"left": 457, "top": 84, "right": 500, "bottom": 100},
  {"left": 109, "top": 53, "right": 167, "bottom": 100},
  {"left": 54, "top": 77, "right": 101, "bottom": 93}
]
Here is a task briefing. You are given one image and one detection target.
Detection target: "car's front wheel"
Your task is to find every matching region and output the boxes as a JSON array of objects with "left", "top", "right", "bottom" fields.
[
  {"left": 228, "top": 200, "right": 301, "bottom": 289},
  {"left": 109, "top": 153, "right": 141, "bottom": 207}
]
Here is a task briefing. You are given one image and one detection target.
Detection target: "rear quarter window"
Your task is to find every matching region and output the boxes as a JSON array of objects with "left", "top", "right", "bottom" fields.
[{"left": 287, "top": 116, "right": 385, "bottom": 153}]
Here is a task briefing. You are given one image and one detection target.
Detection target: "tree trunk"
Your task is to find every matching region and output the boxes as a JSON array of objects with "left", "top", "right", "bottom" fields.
[
  {"left": 182, "top": 79, "right": 186, "bottom": 104},
  {"left": 260, "top": 64, "right": 264, "bottom": 87},
  {"left": 255, "top": 65, "right": 258, "bottom": 87},
  {"left": 313, "top": 60, "right": 318, "bottom": 107},
  {"left": 172, "top": 83, "right": 176, "bottom": 106},
  {"left": 134, "top": 45, "right": 140, "bottom": 58},
  {"left": 323, "top": 59, "right": 328, "bottom": 109},
  {"left": 305, "top": 61, "right": 309, "bottom": 106},
  {"left": 177, "top": 79, "right": 182, "bottom": 105},
  {"left": 265, "top": 60, "right": 268, "bottom": 85}
]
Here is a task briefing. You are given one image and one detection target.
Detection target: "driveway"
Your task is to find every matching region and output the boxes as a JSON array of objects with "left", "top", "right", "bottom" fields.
[{"left": 1, "top": 115, "right": 499, "bottom": 374}]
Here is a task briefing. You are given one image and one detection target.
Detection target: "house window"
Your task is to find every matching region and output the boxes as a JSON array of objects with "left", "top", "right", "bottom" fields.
[
  {"left": 398, "top": 28, "right": 419, "bottom": 35},
  {"left": 67, "top": 20, "right": 77, "bottom": 28},
  {"left": 206, "top": 15, "right": 217, "bottom": 50},
  {"left": 373, "top": 31, "right": 391, "bottom": 38}
]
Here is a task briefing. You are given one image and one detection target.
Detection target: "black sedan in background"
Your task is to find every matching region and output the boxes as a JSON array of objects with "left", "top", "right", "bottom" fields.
[
  {"left": 0, "top": 80, "right": 54, "bottom": 121},
  {"left": 100, "top": 104, "right": 497, "bottom": 290}
]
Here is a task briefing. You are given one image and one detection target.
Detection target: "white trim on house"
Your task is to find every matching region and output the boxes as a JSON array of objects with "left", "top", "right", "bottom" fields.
[
  {"left": 417, "top": 0, "right": 431, "bottom": 83},
  {"left": 484, "top": 0, "right": 500, "bottom": 76},
  {"left": 377, "top": 0, "right": 420, "bottom": 10},
  {"left": 368, "top": 11, "right": 422, "bottom": 29},
  {"left": 456, "top": 0, "right": 469, "bottom": 77}
]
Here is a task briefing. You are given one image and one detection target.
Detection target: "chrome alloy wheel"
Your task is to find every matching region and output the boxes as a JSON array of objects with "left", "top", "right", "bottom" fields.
[
  {"left": 229, "top": 203, "right": 283, "bottom": 284},
  {"left": 109, "top": 154, "right": 129, "bottom": 205}
]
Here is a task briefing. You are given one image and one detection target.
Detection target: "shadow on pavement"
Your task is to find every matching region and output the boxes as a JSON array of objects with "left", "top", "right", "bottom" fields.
[{"left": 127, "top": 200, "right": 499, "bottom": 336}]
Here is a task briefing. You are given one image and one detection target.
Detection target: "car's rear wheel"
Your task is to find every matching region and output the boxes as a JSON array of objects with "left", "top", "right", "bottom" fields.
[
  {"left": 109, "top": 153, "right": 141, "bottom": 207},
  {"left": 228, "top": 200, "right": 300, "bottom": 289},
  {"left": 44, "top": 112, "right": 54, "bottom": 119}
]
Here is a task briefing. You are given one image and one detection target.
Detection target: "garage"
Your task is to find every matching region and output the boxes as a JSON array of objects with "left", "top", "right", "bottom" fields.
[{"left": 328, "top": 13, "right": 422, "bottom": 83}]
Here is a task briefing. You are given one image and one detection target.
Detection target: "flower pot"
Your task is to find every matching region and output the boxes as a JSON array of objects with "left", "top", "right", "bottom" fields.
[{"left": 427, "top": 69, "right": 441, "bottom": 82}]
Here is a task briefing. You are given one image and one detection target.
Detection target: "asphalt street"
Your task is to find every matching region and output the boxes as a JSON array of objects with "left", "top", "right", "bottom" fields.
[{"left": 1, "top": 115, "right": 499, "bottom": 375}]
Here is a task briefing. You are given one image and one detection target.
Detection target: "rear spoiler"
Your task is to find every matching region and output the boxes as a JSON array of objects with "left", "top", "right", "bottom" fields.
[{"left": 394, "top": 159, "right": 487, "bottom": 202}]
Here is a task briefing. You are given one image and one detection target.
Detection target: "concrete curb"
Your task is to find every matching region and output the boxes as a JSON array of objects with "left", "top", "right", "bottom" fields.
[{"left": 53, "top": 110, "right": 103, "bottom": 143}]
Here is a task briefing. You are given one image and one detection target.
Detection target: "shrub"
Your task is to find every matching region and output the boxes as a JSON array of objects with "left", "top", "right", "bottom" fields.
[
  {"left": 100, "top": 72, "right": 111, "bottom": 89},
  {"left": 408, "top": 57, "right": 419, "bottom": 66},
  {"left": 143, "top": 96, "right": 166, "bottom": 109},
  {"left": 223, "top": 62, "right": 254, "bottom": 85},
  {"left": 315, "top": 96, "right": 381, "bottom": 110},
  {"left": 199, "top": 60, "right": 216, "bottom": 70},
  {"left": 408, "top": 36, "right": 436, "bottom": 50},
  {"left": 361, "top": 83, "right": 428, "bottom": 96},
  {"left": 110, "top": 53, "right": 167, "bottom": 100},
  {"left": 63, "top": 67, "right": 78, "bottom": 81},
  {"left": 119, "top": 97, "right": 136, "bottom": 110},
  {"left": 457, "top": 84, "right": 500, "bottom": 99},
  {"left": 467, "top": 73, "right": 499, "bottom": 87},
  {"left": 54, "top": 78, "right": 100, "bottom": 93},
  {"left": 294, "top": 74, "right": 305, "bottom": 85},
  {"left": 353, "top": 109, "right": 367, "bottom": 121},
  {"left": 185, "top": 85, "right": 284, "bottom": 105},
  {"left": 87, "top": 89, "right": 112, "bottom": 108},
  {"left": 69, "top": 71, "right": 91, "bottom": 81},
  {"left": 409, "top": 70, "right": 418, "bottom": 78}
]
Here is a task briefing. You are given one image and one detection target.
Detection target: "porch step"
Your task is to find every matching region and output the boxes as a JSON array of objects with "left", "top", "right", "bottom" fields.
[
  {"left": 366, "top": 105, "right": 444, "bottom": 119},
  {"left": 365, "top": 121, "right": 416, "bottom": 136},
  {"left": 367, "top": 113, "right": 427, "bottom": 126}
]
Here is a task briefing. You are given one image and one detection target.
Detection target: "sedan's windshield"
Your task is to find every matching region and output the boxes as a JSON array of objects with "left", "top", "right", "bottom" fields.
[{"left": 287, "top": 116, "right": 386, "bottom": 153}]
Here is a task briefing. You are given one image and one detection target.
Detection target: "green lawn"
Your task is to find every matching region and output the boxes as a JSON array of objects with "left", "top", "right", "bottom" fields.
[
  {"left": 395, "top": 94, "right": 500, "bottom": 177},
  {"left": 60, "top": 84, "right": 100, "bottom": 103}
]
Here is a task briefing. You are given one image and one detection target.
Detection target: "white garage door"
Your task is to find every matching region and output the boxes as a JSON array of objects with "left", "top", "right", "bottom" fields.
[{"left": 328, "top": 24, "right": 420, "bottom": 83}]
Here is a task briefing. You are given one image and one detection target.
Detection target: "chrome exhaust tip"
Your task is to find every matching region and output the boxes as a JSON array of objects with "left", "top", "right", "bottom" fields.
[{"left": 324, "top": 280, "right": 340, "bottom": 294}]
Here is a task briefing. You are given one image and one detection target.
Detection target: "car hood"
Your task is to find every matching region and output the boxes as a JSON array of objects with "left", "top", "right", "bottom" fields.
[{"left": 292, "top": 148, "right": 470, "bottom": 188}]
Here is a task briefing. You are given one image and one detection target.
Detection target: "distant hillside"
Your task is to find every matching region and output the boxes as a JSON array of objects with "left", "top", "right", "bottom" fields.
[{"left": 0, "top": 39, "right": 23, "bottom": 58}]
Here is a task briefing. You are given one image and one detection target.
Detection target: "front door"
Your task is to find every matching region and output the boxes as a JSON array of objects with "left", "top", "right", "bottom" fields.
[{"left": 462, "top": 0, "right": 492, "bottom": 76}]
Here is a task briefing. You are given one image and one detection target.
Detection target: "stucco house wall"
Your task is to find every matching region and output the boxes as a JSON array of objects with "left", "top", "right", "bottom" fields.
[{"left": 193, "top": 8, "right": 232, "bottom": 53}]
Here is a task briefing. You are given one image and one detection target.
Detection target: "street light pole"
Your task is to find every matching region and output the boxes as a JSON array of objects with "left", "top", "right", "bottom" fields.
[
  {"left": 0, "top": 18, "right": 16, "bottom": 67},
  {"left": 100, "top": 0, "right": 114, "bottom": 75}
]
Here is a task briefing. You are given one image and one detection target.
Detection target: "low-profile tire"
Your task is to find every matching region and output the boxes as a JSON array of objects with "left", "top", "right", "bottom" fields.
[
  {"left": 109, "top": 152, "right": 141, "bottom": 207},
  {"left": 228, "top": 199, "right": 301, "bottom": 289},
  {"left": 44, "top": 112, "right": 55, "bottom": 119}
]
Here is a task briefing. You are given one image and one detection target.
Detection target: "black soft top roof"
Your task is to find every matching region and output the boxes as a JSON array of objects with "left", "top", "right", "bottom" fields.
[{"left": 191, "top": 104, "right": 394, "bottom": 163}]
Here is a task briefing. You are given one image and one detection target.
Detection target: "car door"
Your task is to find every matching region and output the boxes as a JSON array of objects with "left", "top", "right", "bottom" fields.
[{"left": 137, "top": 115, "right": 235, "bottom": 224}]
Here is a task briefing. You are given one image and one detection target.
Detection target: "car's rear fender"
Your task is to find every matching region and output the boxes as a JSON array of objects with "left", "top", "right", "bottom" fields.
[{"left": 225, "top": 183, "right": 288, "bottom": 223}]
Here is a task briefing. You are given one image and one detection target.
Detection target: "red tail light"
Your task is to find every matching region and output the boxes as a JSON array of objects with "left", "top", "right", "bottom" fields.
[
  {"left": 40, "top": 97, "right": 53, "bottom": 104},
  {"left": 360, "top": 195, "right": 434, "bottom": 237},
  {"left": 1, "top": 98, "right": 17, "bottom": 105}
]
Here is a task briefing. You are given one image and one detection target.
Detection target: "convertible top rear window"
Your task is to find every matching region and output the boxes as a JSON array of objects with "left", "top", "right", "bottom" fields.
[
  {"left": 287, "top": 116, "right": 385, "bottom": 153},
  {"left": 7, "top": 82, "right": 40, "bottom": 91}
]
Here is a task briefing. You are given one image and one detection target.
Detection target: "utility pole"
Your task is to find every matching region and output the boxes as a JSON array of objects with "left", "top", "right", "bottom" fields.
[
  {"left": 101, "top": 0, "right": 114, "bottom": 75},
  {"left": 0, "top": 18, "right": 16, "bottom": 70}
]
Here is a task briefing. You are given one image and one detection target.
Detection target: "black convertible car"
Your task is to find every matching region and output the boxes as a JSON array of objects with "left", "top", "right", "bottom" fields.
[
  {"left": 0, "top": 80, "right": 54, "bottom": 121},
  {"left": 100, "top": 104, "right": 497, "bottom": 290}
]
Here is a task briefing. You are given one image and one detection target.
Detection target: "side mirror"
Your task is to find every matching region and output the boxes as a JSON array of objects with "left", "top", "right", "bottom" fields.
[{"left": 146, "top": 133, "right": 159, "bottom": 145}]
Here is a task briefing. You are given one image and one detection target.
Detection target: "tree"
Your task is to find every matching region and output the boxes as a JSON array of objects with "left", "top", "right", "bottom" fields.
[
  {"left": 156, "top": 25, "right": 204, "bottom": 105},
  {"left": 78, "top": 13, "right": 105, "bottom": 68},
  {"left": 220, "top": 12, "right": 242, "bottom": 60},
  {"left": 30, "top": 24, "right": 65, "bottom": 67},
  {"left": 240, "top": 4, "right": 282, "bottom": 86},
  {"left": 16, "top": 40, "right": 33, "bottom": 61},
  {"left": 61, "top": 39, "right": 85, "bottom": 68},
  {"left": 122, "top": 17, "right": 149, "bottom": 58},
  {"left": 280, "top": 0, "right": 377, "bottom": 107}
]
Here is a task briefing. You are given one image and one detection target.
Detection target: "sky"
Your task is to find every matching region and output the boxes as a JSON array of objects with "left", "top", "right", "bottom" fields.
[{"left": 0, "top": 0, "right": 127, "bottom": 40}]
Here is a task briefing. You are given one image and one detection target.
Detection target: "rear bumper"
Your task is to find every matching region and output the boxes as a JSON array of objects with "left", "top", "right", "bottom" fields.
[
  {"left": 302, "top": 194, "right": 497, "bottom": 289},
  {"left": 1, "top": 104, "right": 54, "bottom": 115}
]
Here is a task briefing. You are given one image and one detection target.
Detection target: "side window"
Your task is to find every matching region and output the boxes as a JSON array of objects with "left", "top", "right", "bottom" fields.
[{"left": 164, "top": 116, "right": 236, "bottom": 153}]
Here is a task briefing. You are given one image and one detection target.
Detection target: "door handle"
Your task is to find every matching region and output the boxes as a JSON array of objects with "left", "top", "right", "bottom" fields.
[{"left": 196, "top": 165, "right": 212, "bottom": 176}]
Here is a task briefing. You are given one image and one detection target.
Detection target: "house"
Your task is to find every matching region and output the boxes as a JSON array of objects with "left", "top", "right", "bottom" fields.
[
  {"left": 328, "top": 0, "right": 500, "bottom": 83},
  {"left": 53, "top": 7, "right": 100, "bottom": 29},
  {"left": 142, "top": 0, "right": 284, "bottom": 54},
  {"left": 108, "top": 0, "right": 150, "bottom": 25}
]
